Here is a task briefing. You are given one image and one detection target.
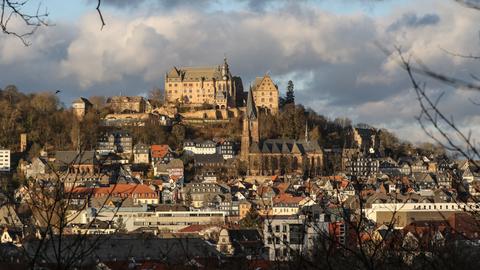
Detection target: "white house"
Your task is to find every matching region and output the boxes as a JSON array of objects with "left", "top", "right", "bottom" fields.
[{"left": 0, "top": 149, "right": 10, "bottom": 172}]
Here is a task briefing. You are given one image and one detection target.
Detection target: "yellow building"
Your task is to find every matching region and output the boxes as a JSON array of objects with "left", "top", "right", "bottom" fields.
[
  {"left": 251, "top": 75, "right": 279, "bottom": 114},
  {"left": 164, "top": 58, "right": 243, "bottom": 108}
]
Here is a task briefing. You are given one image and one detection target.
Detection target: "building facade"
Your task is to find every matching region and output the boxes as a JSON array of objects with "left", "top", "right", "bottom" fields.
[
  {"left": 72, "top": 97, "right": 93, "bottom": 119},
  {"left": 165, "top": 58, "right": 243, "bottom": 108},
  {"left": 133, "top": 143, "right": 150, "bottom": 164},
  {"left": 0, "top": 149, "right": 10, "bottom": 172},
  {"left": 251, "top": 75, "right": 279, "bottom": 114},
  {"left": 106, "top": 96, "right": 150, "bottom": 113},
  {"left": 97, "top": 131, "right": 133, "bottom": 157}
]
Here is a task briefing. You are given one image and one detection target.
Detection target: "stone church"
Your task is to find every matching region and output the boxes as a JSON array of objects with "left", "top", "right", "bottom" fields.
[{"left": 240, "top": 89, "right": 324, "bottom": 176}]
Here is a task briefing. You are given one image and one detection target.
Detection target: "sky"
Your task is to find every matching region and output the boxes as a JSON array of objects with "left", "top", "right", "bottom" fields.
[{"left": 1, "top": 0, "right": 480, "bottom": 145}]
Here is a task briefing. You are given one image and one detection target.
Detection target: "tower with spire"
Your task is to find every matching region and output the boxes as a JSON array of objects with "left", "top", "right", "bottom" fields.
[{"left": 241, "top": 87, "right": 259, "bottom": 161}]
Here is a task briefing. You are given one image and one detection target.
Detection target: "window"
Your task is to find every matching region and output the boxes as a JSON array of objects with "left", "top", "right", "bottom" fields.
[{"left": 275, "top": 225, "right": 280, "bottom": 233}]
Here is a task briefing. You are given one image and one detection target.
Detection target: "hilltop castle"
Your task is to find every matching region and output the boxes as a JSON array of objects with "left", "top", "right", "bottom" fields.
[{"left": 164, "top": 58, "right": 243, "bottom": 108}]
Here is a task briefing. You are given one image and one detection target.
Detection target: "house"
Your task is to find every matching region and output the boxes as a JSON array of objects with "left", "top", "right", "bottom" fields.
[
  {"left": 185, "top": 182, "right": 231, "bottom": 208},
  {"left": 55, "top": 151, "right": 97, "bottom": 174},
  {"left": 412, "top": 172, "right": 436, "bottom": 191},
  {"left": 0, "top": 149, "right": 10, "bottom": 172},
  {"left": 184, "top": 140, "right": 217, "bottom": 155},
  {"left": 97, "top": 131, "right": 133, "bottom": 157},
  {"left": 106, "top": 96, "right": 149, "bottom": 113},
  {"left": 346, "top": 157, "right": 379, "bottom": 177},
  {"left": 218, "top": 140, "right": 235, "bottom": 159},
  {"left": 133, "top": 143, "right": 149, "bottom": 164},
  {"left": 153, "top": 158, "right": 184, "bottom": 180},
  {"left": 151, "top": 144, "right": 174, "bottom": 164},
  {"left": 217, "top": 228, "right": 263, "bottom": 256},
  {"left": 70, "top": 184, "right": 159, "bottom": 206},
  {"left": 263, "top": 215, "right": 320, "bottom": 261},
  {"left": 193, "top": 154, "right": 225, "bottom": 168},
  {"left": 25, "top": 157, "right": 48, "bottom": 179}
]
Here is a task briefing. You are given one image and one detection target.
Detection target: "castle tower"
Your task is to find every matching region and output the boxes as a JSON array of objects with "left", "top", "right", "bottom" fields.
[{"left": 241, "top": 87, "right": 259, "bottom": 161}]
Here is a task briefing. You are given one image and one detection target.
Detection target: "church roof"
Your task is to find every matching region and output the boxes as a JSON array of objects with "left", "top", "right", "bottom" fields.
[
  {"left": 253, "top": 139, "right": 322, "bottom": 155},
  {"left": 246, "top": 87, "right": 257, "bottom": 120}
]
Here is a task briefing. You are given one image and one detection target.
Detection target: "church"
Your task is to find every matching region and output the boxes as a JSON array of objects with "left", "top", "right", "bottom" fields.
[{"left": 240, "top": 89, "right": 324, "bottom": 177}]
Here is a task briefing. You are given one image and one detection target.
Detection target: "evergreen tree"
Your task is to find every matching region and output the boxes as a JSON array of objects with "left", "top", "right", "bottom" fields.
[{"left": 285, "top": 80, "right": 295, "bottom": 104}]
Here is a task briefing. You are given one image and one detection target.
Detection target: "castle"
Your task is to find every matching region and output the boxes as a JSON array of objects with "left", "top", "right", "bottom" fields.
[
  {"left": 164, "top": 58, "right": 243, "bottom": 108},
  {"left": 240, "top": 89, "right": 324, "bottom": 176}
]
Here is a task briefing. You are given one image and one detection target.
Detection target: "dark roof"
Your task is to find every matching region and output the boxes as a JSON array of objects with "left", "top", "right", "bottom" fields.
[
  {"left": 24, "top": 236, "right": 222, "bottom": 266},
  {"left": 228, "top": 229, "right": 261, "bottom": 242},
  {"left": 246, "top": 87, "right": 257, "bottom": 120},
  {"left": 194, "top": 154, "right": 224, "bottom": 165},
  {"left": 252, "top": 139, "right": 322, "bottom": 155},
  {"left": 55, "top": 151, "right": 96, "bottom": 165}
]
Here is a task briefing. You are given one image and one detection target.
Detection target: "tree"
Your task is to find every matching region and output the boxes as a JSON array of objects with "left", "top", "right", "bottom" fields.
[
  {"left": 239, "top": 207, "right": 261, "bottom": 229},
  {"left": 171, "top": 124, "right": 186, "bottom": 147},
  {"left": 285, "top": 80, "right": 295, "bottom": 105},
  {"left": 148, "top": 87, "right": 164, "bottom": 108}
]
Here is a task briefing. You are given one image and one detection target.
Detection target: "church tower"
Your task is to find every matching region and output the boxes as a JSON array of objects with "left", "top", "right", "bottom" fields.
[{"left": 241, "top": 87, "right": 259, "bottom": 161}]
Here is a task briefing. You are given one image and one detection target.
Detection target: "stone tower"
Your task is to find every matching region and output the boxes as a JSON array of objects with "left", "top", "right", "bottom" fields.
[{"left": 241, "top": 87, "right": 259, "bottom": 161}]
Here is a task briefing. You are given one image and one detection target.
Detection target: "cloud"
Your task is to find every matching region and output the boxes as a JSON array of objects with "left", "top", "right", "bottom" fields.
[{"left": 387, "top": 12, "right": 440, "bottom": 32}]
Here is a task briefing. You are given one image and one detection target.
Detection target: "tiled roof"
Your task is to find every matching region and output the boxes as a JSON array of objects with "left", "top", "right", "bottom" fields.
[
  {"left": 151, "top": 145, "right": 171, "bottom": 159},
  {"left": 71, "top": 184, "right": 156, "bottom": 197},
  {"left": 273, "top": 194, "right": 304, "bottom": 204},
  {"left": 55, "top": 151, "right": 96, "bottom": 165}
]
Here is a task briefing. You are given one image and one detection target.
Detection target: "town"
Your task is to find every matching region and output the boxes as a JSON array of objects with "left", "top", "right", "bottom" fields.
[{"left": 0, "top": 58, "right": 479, "bottom": 269}]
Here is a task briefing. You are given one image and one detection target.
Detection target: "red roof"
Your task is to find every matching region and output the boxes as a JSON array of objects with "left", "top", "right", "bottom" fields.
[
  {"left": 273, "top": 194, "right": 304, "bottom": 204},
  {"left": 151, "top": 144, "right": 170, "bottom": 159},
  {"left": 71, "top": 184, "right": 156, "bottom": 198}
]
